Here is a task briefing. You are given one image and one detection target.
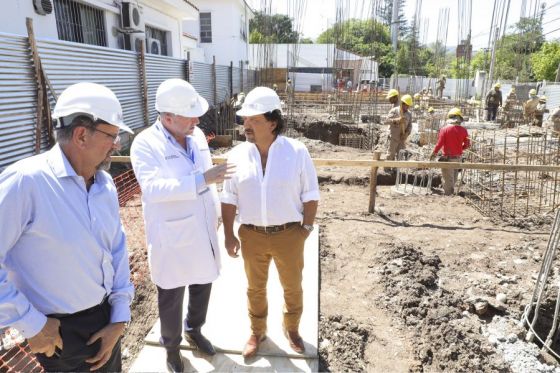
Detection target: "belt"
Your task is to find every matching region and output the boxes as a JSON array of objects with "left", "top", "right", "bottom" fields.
[
  {"left": 48, "top": 296, "right": 108, "bottom": 319},
  {"left": 243, "top": 222, "right": 299, "bottom": 234}
]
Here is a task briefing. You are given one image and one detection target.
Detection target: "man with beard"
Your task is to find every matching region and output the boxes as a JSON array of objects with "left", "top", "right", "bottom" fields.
[
  {"left": 221, "top": 87, "right": 320, "bottom": 359},
  {"left": 130, "top": 79, "right": 234, "bottom": 372},
  {"left": 0, "top": 82, "right": 134, "bottom": 371}
]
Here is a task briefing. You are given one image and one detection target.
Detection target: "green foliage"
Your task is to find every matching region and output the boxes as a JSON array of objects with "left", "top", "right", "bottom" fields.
[
  {"left": 299, "top": 37, "right": 314, "bottom": 44},
  {"left": 531, "top": 41, "right": 560, "bottom": 80},
  {"left": 249, "top": 12, "right": 300, "bottom": 43},
  {"left": 317, "top": 18, "right": 394, "bottom": 76}
]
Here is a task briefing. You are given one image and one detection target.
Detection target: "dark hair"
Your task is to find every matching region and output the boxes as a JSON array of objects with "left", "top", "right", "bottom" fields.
[
  {"left": 54, "top": 115, "right": 98, "bottom": 144},
  {"left": 263, "top": 109, "right": 284, "bottom": 135}
]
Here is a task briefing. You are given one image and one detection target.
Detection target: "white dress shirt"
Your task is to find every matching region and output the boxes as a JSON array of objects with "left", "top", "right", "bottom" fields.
[
  {"left": 0, "top": 144, "right": 134, "bottom": 338},
  {"left": 221, "top": 136, "right": 320, "bottom": 226}
]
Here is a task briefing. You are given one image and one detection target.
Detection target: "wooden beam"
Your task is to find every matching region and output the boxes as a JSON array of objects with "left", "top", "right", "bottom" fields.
[
  {"left": 368, "top": 151, "right": 381, "bottom": 214},
  {"left": 111, "top": 155, "right": 560, "bottom": 172},
  {"left": 26, "top": 18, "right": 43, "bottom": 154},
  {"left": 138, "top": 42, "right": 149, "bottom": 127}
]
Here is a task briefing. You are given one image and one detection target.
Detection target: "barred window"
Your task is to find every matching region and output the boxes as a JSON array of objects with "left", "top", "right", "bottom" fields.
[
  {"left": 53, "top": 0, "right": 107, "bottom": 47},
  {"left": 145, "top": 25, "right": 169, "bottom": 56},
  {"left": 200, "top": 13, "right": 212, "bottom": 43}
]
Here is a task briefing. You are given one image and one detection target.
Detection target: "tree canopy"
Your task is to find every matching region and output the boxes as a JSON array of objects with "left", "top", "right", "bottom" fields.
[
  {"left": 249, "top": 12, "right": 300, "bottom": 44},
  {"left": 531, "top": 41, "right": 560, "bottom": 81},
  {"left": 317, "top": 18, "right": 394, "bottom": 77}
]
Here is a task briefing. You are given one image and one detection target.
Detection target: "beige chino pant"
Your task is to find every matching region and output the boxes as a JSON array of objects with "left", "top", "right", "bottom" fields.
[{"left": 239, "top": 224, "right": 307, "bottom": 335}]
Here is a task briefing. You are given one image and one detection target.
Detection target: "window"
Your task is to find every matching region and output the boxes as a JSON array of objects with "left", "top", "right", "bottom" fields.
[
  {"left": 145, "top": 26, "right": 169, "bottom": 56},
  {"left": 53, "top": 0, "right": 106, "bottom": 47},
  {"left": 200, "top": 13, "right": 212, "bottom": 43}
]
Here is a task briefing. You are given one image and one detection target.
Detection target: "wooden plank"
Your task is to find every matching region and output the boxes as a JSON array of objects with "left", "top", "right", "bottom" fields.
[
  {"left": 26, "top": 18, "right": 43, "bottom": 154},
  {"left": 111, "top": 155, "right": 560, "bottom": 172},
  {"left": 368, "top": 151, "right": 381, "bottom": 213}
]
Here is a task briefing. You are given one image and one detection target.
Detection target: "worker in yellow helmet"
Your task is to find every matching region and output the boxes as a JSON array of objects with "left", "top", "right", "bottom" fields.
[
  {"left": 384, "top": 94, "right": 413, "bottom": 165},
  {"left": 524, "top": 88, "right": 539, "bottom": 123},
  {"left": 386, "top": 89, "right": 400, "bottom": 107},
  {"left": 430, "top": 107, "right": 470, "bottom": 195},
  {"left": 534, "top": 96, "right": 548, "bottom": 127}
]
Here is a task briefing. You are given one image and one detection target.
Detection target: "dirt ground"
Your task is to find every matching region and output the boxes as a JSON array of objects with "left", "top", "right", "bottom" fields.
[{"left": 118, "top": 131, "right": 560, "bottom": 372}]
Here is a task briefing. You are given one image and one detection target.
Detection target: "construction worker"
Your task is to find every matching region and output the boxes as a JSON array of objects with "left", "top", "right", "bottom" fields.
[
  {"left": 546, "top": 104, "right": 560, "bottom": 134},
  {"left": 272, "top": 83, "right": 278, "bottom": 93},
  {"left": 130, "top": 79, "right": 235, "bottom": 372},
  {"left": 524, "top": 88, "right": 539, "bottom": 124},
  {"left": 0, "top": 82, "right": 134, "bottom": 371},
  {"left": 533, "top": 96, "right": 548, "bottom": 127},
  {"left": 387, "top": 89, "right": 400, "bottom": 108},
  {"left": 430, "top": 108, "right": 470, "bottom": 195},
  {"left": 436, "top": 75, "right": 446, "bottom": 98},
  {"left": 485, "top": 83, "right": 502, "bottom": 121},
  {"left": 385, "top": 94, "right": 413, "bottom": 162},
  {"left": 504, "top": 87, "right": 517, "bottom": 110}
]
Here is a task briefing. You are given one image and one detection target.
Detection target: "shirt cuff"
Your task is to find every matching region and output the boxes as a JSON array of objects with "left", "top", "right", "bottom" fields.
[
  {"left": 11, "top": 306, "right": 47, "bottom": 339},
  {"left": 109, "top": 297, "right": 131, "bottom": 324},
  {"left": 195, "top": 173, "right": 208, "bottom": 194},
  {"left": 301, "top": 190, "right": 320, "bottom": 202},
  {"left": 220, "top": 192, "right": 238, "bottom": 206}
]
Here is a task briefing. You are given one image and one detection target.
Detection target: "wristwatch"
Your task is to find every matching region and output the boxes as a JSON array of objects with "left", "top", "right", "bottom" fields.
[{"left": 302, "top": 224, "right": 314, "bottom": 233}]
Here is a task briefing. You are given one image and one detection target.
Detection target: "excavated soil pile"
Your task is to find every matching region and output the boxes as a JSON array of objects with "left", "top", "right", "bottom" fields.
[
  {"left": 377, "top": 244, "right": 509, "bottom": 372},
  {"left": 318, "top": 314, "right": 370, "bottom": 372}
]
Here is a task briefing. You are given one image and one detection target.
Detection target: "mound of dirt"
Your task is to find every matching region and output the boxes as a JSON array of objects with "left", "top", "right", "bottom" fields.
[
  {"left": 319, "top": 314, "right": 370, "bottom": 372},
  {"left": 377, "top": 244, "right": 508, "bottom": 372}
]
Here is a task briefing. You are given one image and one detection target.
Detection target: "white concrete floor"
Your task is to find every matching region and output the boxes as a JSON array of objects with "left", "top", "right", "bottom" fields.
[{"left": 129, "top": 223, "right": 319, "bottom": 372}]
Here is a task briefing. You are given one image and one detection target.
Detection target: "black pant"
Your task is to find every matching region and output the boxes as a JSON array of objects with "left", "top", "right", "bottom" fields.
[
  {"left": 487, "top": 106, "right": 498, "bottom": 121},
  {"left": 36, "top": 299, "right": 121, "bottom": 372},
  {"left": 157, "top": 283, "right": 212, "bottom": 351}
]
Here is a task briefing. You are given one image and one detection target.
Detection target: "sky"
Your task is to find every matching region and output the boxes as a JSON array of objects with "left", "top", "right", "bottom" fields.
[{"left": 249, "top": 0, "right": 560, "bottom": 50}]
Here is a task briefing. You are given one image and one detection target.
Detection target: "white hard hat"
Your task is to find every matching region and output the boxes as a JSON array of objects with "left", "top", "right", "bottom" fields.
[
  {"left": 155, "top": 78, "right": 208, "bottom": 118},
  {"left": 236, "top": 87, "right": 282, "bottom": 117},
  {"left": 52, "top": 82, "right": 132, "bottom": 133}
]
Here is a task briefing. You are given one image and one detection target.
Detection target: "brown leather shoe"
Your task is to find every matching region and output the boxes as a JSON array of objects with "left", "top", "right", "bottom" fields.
[
  {"left": 242, "top": 334, "right": 266, "bottom": 358},
  {"left": 285, "top": 330, "right": 305, "bottom": 354}
]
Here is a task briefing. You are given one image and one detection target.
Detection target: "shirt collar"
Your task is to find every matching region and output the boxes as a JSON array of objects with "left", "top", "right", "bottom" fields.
[
  {"left": 155, "top": 119, "right": 191, "bottom": 148},
  {"left": 47, "top": 143, "right": 78, "bottom": 178}
]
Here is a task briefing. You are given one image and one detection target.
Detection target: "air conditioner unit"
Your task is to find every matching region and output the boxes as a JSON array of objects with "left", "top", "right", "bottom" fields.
[
  {"left": 121, "top": 0, "right": 144, "bottom": 31},
  {"left": 124, "top": 34, "right": 145, "bottom": 52},
  {"left": 148, "top": 38, "right": 161, "bottom": 55},
  {"left": 33, "top": 0, "right": 53, "bottom": 15}
]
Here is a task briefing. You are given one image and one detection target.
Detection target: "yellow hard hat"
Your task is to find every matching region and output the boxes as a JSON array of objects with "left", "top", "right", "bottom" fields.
[
  {"left": 387, "top": 89, "right": 399, "bottom": 99},
  {"left": 428, "top": 107, "right": 434, "bottom": 113},
  {"left": 448, "top": 107, "right": 463, "bottom": 119},
  {"left": 539, "top": 96, "right": 547, "bottom": 102},
  {"left": 414, "top": 93, "right": 421, "bottom": 99},
  {"left": 529, "top": 88, "right": 537, "bottom": 95},
  {"left": 414, "top": 104, "right": 420, "bottom": 109},
  {"left": 511, "top": 87, "right": 516, "bottom": 92},
  {"left": 401, "top": 94, "right": 413, "bottom": 106},
  {"left": 494, "top": 83, "right": 501, "bottom": 89}
]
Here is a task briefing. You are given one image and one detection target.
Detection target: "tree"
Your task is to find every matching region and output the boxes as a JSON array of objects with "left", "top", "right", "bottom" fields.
[
  {"left": 531, "top": 41, "right": 560, "bottom": 81},
  {"left": 299, "top": 37, "right": 314, "bottom": 44},
  {"left": 249, "top": 12, "right": 300, "bottom": 43},
  {"left": 317, "top": 18, "right": 394, "bottom": 76},
  {"left": 380, "top": 0, "right": 408, "bottom": 37}
]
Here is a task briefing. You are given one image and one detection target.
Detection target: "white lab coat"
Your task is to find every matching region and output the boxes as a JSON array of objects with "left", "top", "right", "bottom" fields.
[{"left": 130, "top": 121, "right": 221, "bottom": 289}]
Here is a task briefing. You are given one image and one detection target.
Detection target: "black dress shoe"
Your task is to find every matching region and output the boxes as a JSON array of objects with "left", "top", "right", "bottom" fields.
[
  {"left": 184, "top": 329, "right": 216, "bottom": 356},
  {"left": 166, "top": 350, "right": 184, "bottom": 373}
]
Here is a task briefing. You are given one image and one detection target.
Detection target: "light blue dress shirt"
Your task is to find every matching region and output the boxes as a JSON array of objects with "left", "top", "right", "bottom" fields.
[{"left": 0, "top": 144, "right": 134, "bottom": 338}]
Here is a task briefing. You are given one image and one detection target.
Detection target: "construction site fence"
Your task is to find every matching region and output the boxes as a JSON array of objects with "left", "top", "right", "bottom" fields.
[{"left": 0, "top": 31, "right": 258, "bottom": 171}]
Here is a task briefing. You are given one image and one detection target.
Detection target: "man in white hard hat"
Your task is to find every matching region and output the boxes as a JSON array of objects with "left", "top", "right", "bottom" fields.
[
  {"left": 130, "top": 78, "right": 234, "bottom": 372},
  {"left": 0, "top": 82, "right": 134, "bottom": 371},
  {"left": 221, "top": 87, "right": 320, "bottom": 359}
]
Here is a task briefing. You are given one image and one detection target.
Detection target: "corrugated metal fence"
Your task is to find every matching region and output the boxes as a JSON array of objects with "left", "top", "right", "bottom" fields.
[{"left": 0, "top": 32, "right": 255, "bottom": 171}]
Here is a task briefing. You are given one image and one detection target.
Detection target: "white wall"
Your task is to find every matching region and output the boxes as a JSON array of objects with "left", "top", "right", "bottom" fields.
[
  {"left": 1, "top": 0, "right": 195, "bottom": 59},
  {"left": 188, "top": 0, "right": 252, "bottom": 67}
]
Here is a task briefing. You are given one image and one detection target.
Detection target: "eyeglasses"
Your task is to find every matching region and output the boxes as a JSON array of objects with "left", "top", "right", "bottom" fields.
[{"left": 93, "top": 127, "right": 120, "bottom": 144}]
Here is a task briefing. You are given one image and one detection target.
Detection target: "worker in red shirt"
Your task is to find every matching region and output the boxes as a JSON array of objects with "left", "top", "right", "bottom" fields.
[{"left": 430, "top": 108, "right": 470, "bottom": 195}]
